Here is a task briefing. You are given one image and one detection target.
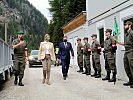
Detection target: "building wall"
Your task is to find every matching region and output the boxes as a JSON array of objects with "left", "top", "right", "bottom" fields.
[
  {"left": 87, "top": 5, "right": 133, "bottom": 81},
  {"left": 65, "top": 0, "right": 133, "bottom": 81},
  {"left": 86, "top": 0, "right": 132, "bottom": 20},
  {"left": 66, "top": 24, "right": 88, "bottom": 66}
]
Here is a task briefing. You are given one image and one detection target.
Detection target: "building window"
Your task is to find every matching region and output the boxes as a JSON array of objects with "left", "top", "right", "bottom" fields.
[{"left": 99, "top": 28, "right": 104, "bottom": 48}]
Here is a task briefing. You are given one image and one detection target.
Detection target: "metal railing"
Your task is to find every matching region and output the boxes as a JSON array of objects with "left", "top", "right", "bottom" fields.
[{"left": 0, "top": 38, "right": 13, "bottom": 80}]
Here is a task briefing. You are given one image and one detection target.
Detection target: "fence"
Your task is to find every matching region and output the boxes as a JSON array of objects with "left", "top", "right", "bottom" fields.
[{"left": 0, "top": 38, "right": 13, "bottom": 80}]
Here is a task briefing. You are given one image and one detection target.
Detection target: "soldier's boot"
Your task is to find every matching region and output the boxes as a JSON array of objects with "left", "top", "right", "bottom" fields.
[
  {"left": 77, "top": 67, "right": 81, "bottom": 72},
  {"left": 18, "top": 78, "right": 24, "bottom": 86},
  {"left": 42, "top": 70, "right": 46, "bottom": 84},
  {"left": 95, "top": 71, "right": 101, "bottom": 78},
  {"left": 82, "top": 70, "right": 87, "bottom": 74},
  {"left": 86, "top": 70, "right": 91, "bottom": 75},
  {"left": 108, "top": 72, "right": 116, "bottom": 84},
  {"left": 46, "top": 71, "right": 51, "bottom": 85},
  {"left": 91, "top": 70, "right": 97, "bottom": 77},
  {"left": 102, "top": 72, "right": 110, "bottom": 81},
  {"left": 130, "top": 85, "right": 133, "bottom": 88},
  {"left": 14, "top": 76, "right": 18, "bottom": 85},
  {"left": 123, "top": 77, "right": 133, "bottom": 86},
  {"left": 80, "top": 67, "right": 84, "bottom": 72}
]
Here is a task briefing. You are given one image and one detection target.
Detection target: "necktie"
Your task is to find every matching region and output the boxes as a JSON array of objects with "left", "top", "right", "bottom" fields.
[{"left": 64, "top": 42, "right": 67, "bottom": 48}]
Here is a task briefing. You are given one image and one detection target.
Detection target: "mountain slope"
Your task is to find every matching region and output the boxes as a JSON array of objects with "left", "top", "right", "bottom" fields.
[{"left": 0, "top": 0, "right": 48, "bottom": 50}]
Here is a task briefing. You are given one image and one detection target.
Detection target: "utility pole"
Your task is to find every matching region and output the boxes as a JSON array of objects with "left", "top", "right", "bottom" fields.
[{"left": 4, "top": 11, "right": 7, "bottom": 43}]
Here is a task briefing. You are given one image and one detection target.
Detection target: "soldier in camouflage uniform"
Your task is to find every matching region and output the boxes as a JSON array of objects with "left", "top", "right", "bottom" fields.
[
  {"left": 91, "top": 34, "right": 101, "bottom": 78},
  {"left": 77, "top": 38, "right": 84, "bottom": 72},
  {"left": 102, "top": 29, "right": 117, "bottom": 83},
  {"left": 12, "top": 31, "right": 28, "bottom": 86},
  {"left": 118, "top": 21, "right": 133, "bottom": 88},
  {"left": 82, "top": 37, "right": 91, "bottom": 75}
]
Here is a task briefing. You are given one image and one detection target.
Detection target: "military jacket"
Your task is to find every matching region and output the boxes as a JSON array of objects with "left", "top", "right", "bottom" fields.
[
  {"left": 77, "top": 43, "right": 83, "bottom": 56},
  {"left": 91, "top": 40, "right": 100, "bottom": 53},
  {"left": 83, "top": 43, "right": 90, "bottom": 56},
  {"left": 12, "top": 39, "right": 27, "bottom": 56},
  {"left": 124, "top": 29, "right": 133, "bottom": 51},
  {"left": 104, "top": 36, "right": 115, "bottom": 52}
]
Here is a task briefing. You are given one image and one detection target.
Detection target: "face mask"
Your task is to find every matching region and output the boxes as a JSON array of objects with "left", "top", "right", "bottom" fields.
[{"left": 64, "top": 39, "right": 67, "bottom": 42}]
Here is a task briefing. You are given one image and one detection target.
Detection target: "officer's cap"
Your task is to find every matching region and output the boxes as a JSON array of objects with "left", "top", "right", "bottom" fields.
[
  {"left": 77, "top": 38, "right": 81, "bottom": 41},
  {"left": 83, "top": 37, "right": 88, "bottom": 40},
  {"left": 125, "top": 21, "right": 133, "bottom": 26},
  {"left": 17, "top": 31, "right": 24, "bottom": 34},
  {"left": 91, "top": 34, "right": 97, "bottom": 38},
  {"left": 105, "top": 29, "right": 112, "bottom": 33}
]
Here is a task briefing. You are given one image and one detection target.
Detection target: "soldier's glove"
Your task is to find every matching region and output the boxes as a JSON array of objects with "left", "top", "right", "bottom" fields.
[
  {"left": 88, "top": 48, "right": 91, "bottom": 54},
  {"left": 97, "top": 46, "right": 102, "bottom": 55},
  {"left": 112, "top": 44, "right": 117, "bottom": 53}
]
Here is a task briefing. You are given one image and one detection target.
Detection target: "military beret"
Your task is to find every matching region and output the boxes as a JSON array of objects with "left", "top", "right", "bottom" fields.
[
  {"left": 105, "top": 29, "right": 112, "bottom": 33},
  {"left": 91, "top": 34, "right": 97, "bottom": 38},
  {"left": 125, "top": 21, "right": 133, "bottom": 25},
  {"left": 83, "top": 37, "right": 88, "bottom": 40},
  {"left": 77, "top": 38, "right": 81, "bottom": 41},
  {"left": 17, "top": 31, "right": 24, "bottom": 34}
]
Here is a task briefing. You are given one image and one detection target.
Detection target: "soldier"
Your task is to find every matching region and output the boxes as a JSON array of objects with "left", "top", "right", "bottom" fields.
[
  {"left": 12, "top": 31, "right": 28, "bottom": 86},
  {"left": 91, "top": 34, "right": 101, "bottom": 78},
  {"left": 102, "top": 29, "right": 117, "bottom": 83},
  {"left": 82, "top": 37, "right": 91, "bottom": 75},
  {"left": 77, "top": 38, "right": 84, "bottom": 72},
  {"left": 118, "top": 21, "right": 133, "bottom": 88}
]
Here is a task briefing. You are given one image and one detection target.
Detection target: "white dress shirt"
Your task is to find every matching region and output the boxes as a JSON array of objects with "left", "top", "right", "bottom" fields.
[{"left": 44, "top": 41, "right": 50, "bottom": 54}]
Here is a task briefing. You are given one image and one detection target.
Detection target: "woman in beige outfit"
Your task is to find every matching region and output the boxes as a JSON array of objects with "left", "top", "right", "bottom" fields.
[{"left": 38, "top": 34, "right": 56, "bottom": 85}]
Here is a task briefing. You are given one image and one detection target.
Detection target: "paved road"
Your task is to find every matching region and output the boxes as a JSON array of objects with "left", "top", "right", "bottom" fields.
[{"left": 0, "top": 65, "right": 133, "bottom": 100}]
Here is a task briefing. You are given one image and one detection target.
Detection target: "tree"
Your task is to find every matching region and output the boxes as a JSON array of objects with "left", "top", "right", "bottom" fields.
[{"left": 48, "top": 0, "right": 86, "bottom": 45}]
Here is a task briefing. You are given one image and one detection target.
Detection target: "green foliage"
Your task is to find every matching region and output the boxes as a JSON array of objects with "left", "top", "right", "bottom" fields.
[
  {"left": 48, "top": 0, "right": 86, "bottom": 45},
  {"left": 0, "top": 0, "right": 48, "bottom": 51}
]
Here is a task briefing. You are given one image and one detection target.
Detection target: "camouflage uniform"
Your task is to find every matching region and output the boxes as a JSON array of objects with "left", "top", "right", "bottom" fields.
[
  {"left": 77, "top": 41, "right": 84, "bottom": 72},
  {"left": 104, "top": 36, "right": 117, "bottom": 73},
  {"left": 102, "top": 29, "right": 117, "bottom": 82},
  {"left": 12, "top": 38, "right": 27, "bottom": 85},
  {"left": 123, "top": 21, "right": 133, "bottom": 87},
  {"left": 82, "top": 38, "right": 91, "bottom": 75},
  {"left": 91, "top": 38, "right": 101, "bottom": 78}
]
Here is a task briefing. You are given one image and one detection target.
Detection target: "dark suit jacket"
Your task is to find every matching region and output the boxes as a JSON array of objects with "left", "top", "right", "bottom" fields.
[{"left": 58, "top": 42, "right": 74, "bottom": 59}]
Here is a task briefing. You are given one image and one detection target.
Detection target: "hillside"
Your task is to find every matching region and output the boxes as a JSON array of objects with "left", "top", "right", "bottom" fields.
[{"left": 0, "top": 0, "right": 48, "bottom": 50}]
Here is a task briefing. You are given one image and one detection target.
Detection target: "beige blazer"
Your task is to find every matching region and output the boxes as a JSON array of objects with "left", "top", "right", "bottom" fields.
[{"left": 38, "top": 42, "right": 56, "bottom": 61}]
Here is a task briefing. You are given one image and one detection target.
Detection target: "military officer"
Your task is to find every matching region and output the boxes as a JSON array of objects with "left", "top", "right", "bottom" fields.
[
  {"left": 12, "top": 31, "right": 28, "bottom": 86},
  {"left": 82, "top": 37, "right": 91, "bottom": 75},
  {"left": 102, "top": 29, "right": 117, "bottom": 83},
  {"left": 77, "top": 38, "right": 84, "bottom": 72},
  {"left": 91, "top": 34, "right": 101, "bottom": 78},
  {"left": 118, "top": 21, "right": 133, "bottom": 88}
]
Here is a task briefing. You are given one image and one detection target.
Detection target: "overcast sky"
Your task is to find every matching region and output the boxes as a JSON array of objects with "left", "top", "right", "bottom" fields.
[{"left": 28, "top": 0, "right": 51, "bottom": 23}]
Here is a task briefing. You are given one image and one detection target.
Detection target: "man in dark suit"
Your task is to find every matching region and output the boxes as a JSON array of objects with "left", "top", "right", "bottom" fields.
[{"left": 58, "top": 36, "right": 74, "bottom": 80}]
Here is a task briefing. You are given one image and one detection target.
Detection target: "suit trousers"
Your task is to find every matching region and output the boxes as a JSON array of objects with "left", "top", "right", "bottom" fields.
[{"left": 61, "top": 57, "right": 70, "bottom": 77}]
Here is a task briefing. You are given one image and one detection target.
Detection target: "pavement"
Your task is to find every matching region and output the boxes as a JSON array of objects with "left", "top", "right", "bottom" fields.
[{"left": 0, "top": 65, "right": 133, "bottom": 100}]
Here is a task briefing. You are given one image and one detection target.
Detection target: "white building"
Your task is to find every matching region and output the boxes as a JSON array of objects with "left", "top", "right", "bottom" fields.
[
  {"left": 62, "top": 11, "right": 87, "bottom": 66},
  {"left": 63, "top": 0, "right": 133, "bottom": 81}
]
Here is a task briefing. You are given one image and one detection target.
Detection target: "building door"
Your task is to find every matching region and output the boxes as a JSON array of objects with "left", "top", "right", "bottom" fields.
[
  {"left": 98, "top": 28, "right": 104, "bottom": 48},
  {"left": 73, "top": 36, "right": 78, "bottom": 66},
  {"left": 69, "top": 38, "right": 74, "bottom": 65}
]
